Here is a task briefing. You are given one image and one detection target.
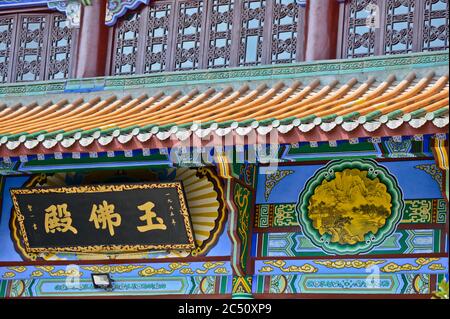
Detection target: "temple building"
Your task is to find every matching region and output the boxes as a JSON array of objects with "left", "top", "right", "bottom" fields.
[{"left": 0, "top": 0, "right": 448, "bottom": 299}]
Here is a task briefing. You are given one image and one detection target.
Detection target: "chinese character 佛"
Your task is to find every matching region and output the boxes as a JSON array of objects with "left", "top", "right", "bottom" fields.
[
  {"left": 137, "top": 201, "right": 167, "bottom": 232},
  {"left": 89, "top": 200, "right": 122, "bottom": 236},
  {"left": 44, "top": 204, "right": 78, "bottom": 234}
]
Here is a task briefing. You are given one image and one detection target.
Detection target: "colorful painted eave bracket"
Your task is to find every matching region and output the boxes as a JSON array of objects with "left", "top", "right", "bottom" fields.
[
  {"left": 0, "top": 0, "right": 150, "bottom": 27},
  {"left": 105, "top": 0, "right": 149, "bottom": 26}
]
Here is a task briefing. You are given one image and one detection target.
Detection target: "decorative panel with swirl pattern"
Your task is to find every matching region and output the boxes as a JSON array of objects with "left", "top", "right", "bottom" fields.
[
  {"left": 343, "top": 0, "right": 377, "bottom": 58},
  {"left": 422, "top": 0, "right": 449, "bottom": 51},
  {"left": 14, "top": 15, "right": 47, "bottom": 82},
  {"left": 207, "top": 0, "right": 234, "bottom": 68},
  {"left": 113, "top": 12, "right": 141, "bottom": 75},
  {"left": 47, "top": 13, "right": 74, "bottom": 80},
  {"left": 143, "top": 2, "right": 173, "bottom": 73},
  {"left": 0, "top": 12, "right": 77, "bottom": 83},
  {"left": 173, "top": 0, "right": 205, "bottom": 71},
  {"left": 384, "top": 0, "right": 415, "bottom": 55},
  {"left": 341, "top": 0, "right": 449, "bottom": 58},
  {"left": 0, "top": 15, "right": 15, "bottom": 83},
  {"left": 271, "top": 0, "right": 303, "bottom": 64},
  {"left": 238, "top": 0, "right": 266, "bottom": 66}
]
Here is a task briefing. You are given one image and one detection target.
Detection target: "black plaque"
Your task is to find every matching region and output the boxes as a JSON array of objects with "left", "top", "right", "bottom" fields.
[{"left": 10, "top": 182, "right": 195, "bottom": 253}]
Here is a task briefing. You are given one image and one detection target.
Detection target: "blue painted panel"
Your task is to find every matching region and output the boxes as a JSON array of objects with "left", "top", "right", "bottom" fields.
[
  {"left": 0, "top": 176, "right": 28, "bottom": 262},
  {"left": 257, "top": 165, "right": 322, "bottom": 204},
  {"left": 256, "top": 159, "right": 442, "bottom": 204},
  {"left": 206, "top": 221, "right": 231, "bottom": 257},
  {"left": 381, "top": 160, "right": 442, "bottom": 199}
]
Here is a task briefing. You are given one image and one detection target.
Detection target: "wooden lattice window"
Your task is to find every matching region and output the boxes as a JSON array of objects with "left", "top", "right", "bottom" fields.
[
  {"left": 14, "top": 14, "right": 47, "bottom": 82},
  {"left": 0, "top": 15, "right": 16, "bottom": 83},
  {"left": 110, "top": 0, "right": 305, "bottom": 75},
  {"left": 47, "top": 13, "right": 74, "bottom": 80},
  {"left": 173, "top": 0, "right": 206, "bottom": 71},
  {"left": 422, "top": 0, "right": 449, "bottom": 51},
  {"left": 0, "top": 11, "right": 77, "bottom": 83},
  {"left": 271, "top": 0, "right": 303, "bottom": 64},
  {"left": 384, "top": 0, "right": 415, "bottom": 54},
  {"left": 206, "top": 0, "right": 235, "bottom": 68},
  {"left": 112, "top": 11, "right": 141, "bottom": 75},
  {"left": 144, "top": 2, "right": 173, "bottom": 73},
  {"left": 238, "top": 0, "right": 266, "bottom": 66},
  {"left": 340, "top": 0, "right": 449, "bottom": 58}
]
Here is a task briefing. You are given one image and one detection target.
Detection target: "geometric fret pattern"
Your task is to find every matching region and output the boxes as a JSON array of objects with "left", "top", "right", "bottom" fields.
[
  {"left": 253, "top": 273, "right": 432, "bottom": 295},
  {"left": 255, "top": 199, "right": 448, "bottom": 228},
  {"left": 257, "top": 229, "right": 442, "bottom": 257}
]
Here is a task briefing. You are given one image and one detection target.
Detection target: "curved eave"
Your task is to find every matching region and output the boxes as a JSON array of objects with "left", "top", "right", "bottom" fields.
[
  {"left": 0, "top": 117, "right": 448, "bottom": 158},
  {"left": 0, "top": 51, "right": 448, "bottom": 158}
]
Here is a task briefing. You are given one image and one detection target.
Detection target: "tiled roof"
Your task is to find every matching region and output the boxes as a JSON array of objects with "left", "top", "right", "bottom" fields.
[{"left": 0, "top": 52, "right": 448, "bottom": 157}]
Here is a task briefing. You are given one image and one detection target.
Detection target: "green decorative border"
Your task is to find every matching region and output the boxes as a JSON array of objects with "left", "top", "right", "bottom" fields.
[
  {"left": 0, "top": 51, "right": 447, "bottom": 97},
  {"left": 296, "top": 159, "right": 404, "bottom": 255}
]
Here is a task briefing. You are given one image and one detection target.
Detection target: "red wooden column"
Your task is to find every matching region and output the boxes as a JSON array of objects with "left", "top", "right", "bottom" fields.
[
  {"left": 304, "top": 0, "right": 342, "bottom": 61},
  {"left": 74, "top": 0, "right": 109, "bottom": 78}
]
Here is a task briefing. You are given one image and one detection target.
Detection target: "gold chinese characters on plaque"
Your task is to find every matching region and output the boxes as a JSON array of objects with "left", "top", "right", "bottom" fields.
[{"left": 10, "top": 182, "right": 195, "bottom": 253}]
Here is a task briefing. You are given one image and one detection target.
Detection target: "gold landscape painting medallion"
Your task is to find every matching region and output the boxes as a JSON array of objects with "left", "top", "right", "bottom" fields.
[
  {"left": 308, "top": 168, "right": 392, "bottom": 245},
  {"left": 297, "top": 159, "right": 404, "bottom": 255}
]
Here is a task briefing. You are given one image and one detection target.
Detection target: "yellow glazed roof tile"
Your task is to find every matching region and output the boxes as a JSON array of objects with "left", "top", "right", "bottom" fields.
[
  {"left": 3, "top": 73, "right": 448, "bottom": 133},
  {"left": 0, "top": 53, "right": 448, "bottom": 156}
]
